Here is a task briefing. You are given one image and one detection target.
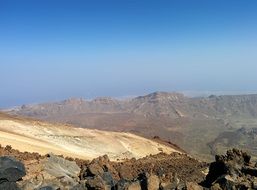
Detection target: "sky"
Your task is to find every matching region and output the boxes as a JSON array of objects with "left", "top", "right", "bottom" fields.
[{"left": 1, "top": 0, "right": 257, "bottom": 108}]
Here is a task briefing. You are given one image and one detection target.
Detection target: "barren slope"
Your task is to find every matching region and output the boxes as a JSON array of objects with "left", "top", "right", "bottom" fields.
[
  {"left": 0, "top": 112, "right": 179, "bottom": 160},
  {"left": 6, "top": 92, "right": 257, "bottom": 161}
]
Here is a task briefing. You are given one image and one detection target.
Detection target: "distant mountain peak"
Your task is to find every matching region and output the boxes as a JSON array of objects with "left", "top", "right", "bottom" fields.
[
  {"left": 92, "top": 97, "right": 117, "bottom": 103},
  {"left": 62, "top": 98, "right": 85, "bottom": 104},
  {"left": 135, "top": 91, "right": 185, "bottom": 101}
]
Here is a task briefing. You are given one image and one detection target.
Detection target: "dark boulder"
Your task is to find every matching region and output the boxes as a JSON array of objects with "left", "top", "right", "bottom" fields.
[
  {"left": 38, "top": 186, "right": 56, "bottom": 190},
  {"left": 116, "top": 179, "right": 130, "bottom": 190},
  {"left": 0, "top": 156, "right": 26, "bottom": 190},
  {"left": 137, "top": 172, "right": 160, "bottom": 190},
  {"left": 82, "top": 155, "right": 119, "bottom": 189},
  {"left": 0, "top": 156, "right": 26, "bottom": 182},
  {"left": 0, "top": 181, "right": 20, "bottom": 190},
  {"left": 201, "top": 149, "right": 257, "bottom": 189},
  {"left": 102, "top": 172, "right": 115, "bottom": 188},
  {"left": 242, "top": 166, "right": 257, "bottom": 177},
  {"left": 137, "top": 173, "right": 147, "bottom": 190},
  {"left": 83, "top": 155, "right": 118, "bottom": 179},
  {"left": 214, "top": 175, "right": 236, "bottom": 190},
  {"left": 204, "top": 160, "right": 227, "bottom": 186},
  {"left": 84, "top": 172, "right": 115, "bottom": 190},
  {"left": 203, "top": 149, "right": 251, "bottom": 187}
]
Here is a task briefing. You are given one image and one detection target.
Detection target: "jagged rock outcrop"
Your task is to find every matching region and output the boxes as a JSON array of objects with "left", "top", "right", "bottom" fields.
[
  {"left": 202, "top": 148, "right": 257, "bottom": 189},
  {"left": 0, "top": 156, "right": 26, "bottom": 190},
  {"left": 5, "top": 141, "right": 257, "bottom": 190},
  {"left": 80, "top": 155, "right": 204, "bottom": 190},
  {"left": 81, "top": 155, "right": 120, "bottom": 189},
  {"left": 0, "top": 146, "right": 206, "bottom": 190},
  {"left": 19, "top": 154, "right": 82, "bottom": 190}
]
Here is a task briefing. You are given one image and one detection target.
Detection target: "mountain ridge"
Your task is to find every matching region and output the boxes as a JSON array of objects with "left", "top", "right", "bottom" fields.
[
  {"left": 4, "top": 91, "right": 257, "bottom": 161},
  {"left": 7, "top": 91, "right": 257, "bottom": 119}
]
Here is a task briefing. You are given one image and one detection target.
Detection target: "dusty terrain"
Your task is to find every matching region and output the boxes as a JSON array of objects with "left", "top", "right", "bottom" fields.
[{"left": 0, "top": 112, "right": 180, "bottom": 161}]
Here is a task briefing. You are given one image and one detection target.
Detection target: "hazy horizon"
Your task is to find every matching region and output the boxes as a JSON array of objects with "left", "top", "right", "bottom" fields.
[
  {"left": 2, "top": 90, "right": 257, "bottom": 109},
  {"left": 1, "top": 0, "right": 257, "bottom": 108}
]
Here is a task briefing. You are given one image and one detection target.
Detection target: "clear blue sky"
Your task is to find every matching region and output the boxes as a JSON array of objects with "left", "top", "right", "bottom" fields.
[{"left": 1, "top": 0, "right": 257, "bottom": 107}]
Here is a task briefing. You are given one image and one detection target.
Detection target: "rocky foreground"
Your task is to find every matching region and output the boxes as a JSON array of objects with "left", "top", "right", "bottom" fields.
[{"left": 1, "top": 145, "right": 257, "bottom": 190}]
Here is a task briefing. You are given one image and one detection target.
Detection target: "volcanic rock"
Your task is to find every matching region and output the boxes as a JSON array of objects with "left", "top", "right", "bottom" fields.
[
  {"left": 18, "top": 154, "right": 81, "bottom": 190},
  {"left": 102, "top": 171, "right": 115, "bottom": 189},
  {"left": 38, "top": 186, "right": 55, "bottom": 190},
  {"left": 202, "top": 148, "right": 257, "bottom": 189},
  {"left": 0, "top": 156, "right": 26, "bottom": 190},
  {"left": 0, "top": 156, "right": 26, "bottom": 182},
  {"left": 44, "top": 154, "right": 80, "bottom": 177},
  {"left": 85, "top": 175, "right": 106, "bottom": 189}
]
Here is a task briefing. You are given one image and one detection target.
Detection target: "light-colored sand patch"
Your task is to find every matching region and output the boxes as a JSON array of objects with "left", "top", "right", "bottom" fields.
[{"left": 0, "top": 119, "right": 180, "bottom": 160}]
